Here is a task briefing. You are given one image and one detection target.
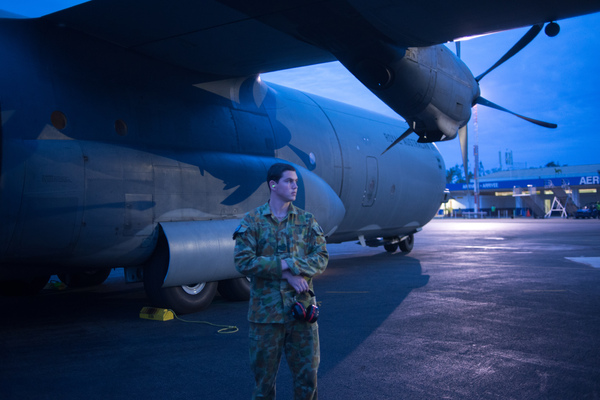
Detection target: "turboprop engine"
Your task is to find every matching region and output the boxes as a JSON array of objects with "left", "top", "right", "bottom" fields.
[{"left": 343, "top": 44, "right": 479, "bottom": 143}]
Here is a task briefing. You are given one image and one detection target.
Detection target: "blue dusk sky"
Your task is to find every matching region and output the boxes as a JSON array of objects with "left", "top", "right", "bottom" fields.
[{"left": 2, "top": 1, "right": 599, "bottom": 172}]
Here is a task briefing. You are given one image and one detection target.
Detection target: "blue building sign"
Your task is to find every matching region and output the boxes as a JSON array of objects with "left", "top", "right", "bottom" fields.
[{"left": 446, "top": 175, "right": 600, "bottom": 191}]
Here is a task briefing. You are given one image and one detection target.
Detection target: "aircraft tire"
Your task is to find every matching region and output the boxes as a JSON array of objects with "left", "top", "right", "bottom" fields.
[
  {"left": 399, "top": 234, "right": 414, "bottom": 253},
  {"left": 161, "top": 282, "right": 218, "bottom": 314},
  {"left": 218, "top": 277, "right": 251, "bottom": 301},
  {"left": 58, "top": 268, "right": 112, "bottom": 288},
  {"left": 143, "top": 237, "right": 217, "bottom": 314},
  {"left": 0, "top": 275, "right": 50, "bottom": 296},
  {"left": 384, "top": 242, "right": 399, "bottom": 253}
]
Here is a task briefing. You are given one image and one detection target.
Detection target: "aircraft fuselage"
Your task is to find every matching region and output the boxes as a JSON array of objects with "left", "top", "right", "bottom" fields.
[{"left": 0, "top": 19, "right": 445, "bottom": 299}]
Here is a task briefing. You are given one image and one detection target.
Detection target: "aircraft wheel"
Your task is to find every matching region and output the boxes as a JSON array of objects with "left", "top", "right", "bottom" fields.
[
  {"left": 144, "top": 237, "right": 217, "bottom": 314},
  {"left": 165, "top": 282, "right": 219, "bottom": 314},
  {"left": 58, "top": 268, "right": 112, "bottom": 288},
  {"left": 399, "top": 234, "right": 414, "bottom": 253},
  {"left": 145, "top": 275, "right": 218, "bottom": 315},
  {"left": 383, "top": 242, "right": 399, "bottom": 253},
  {"left": 0, "top": 275, "right": 51, "bottom": 296},
  {"left": 218, "top": 277, "right": 251, "bottom": 301}
]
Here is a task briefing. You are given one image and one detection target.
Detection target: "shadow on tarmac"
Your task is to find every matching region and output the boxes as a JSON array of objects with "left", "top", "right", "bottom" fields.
[
  {"left": 316, "top": 250, "right": 429, "bottom": 375},
  {"left": 4, "top": 219, "right": 600, "bottom": 398},
  {"left": 0, "top": 248, "right": 428, "bottom": 399}
]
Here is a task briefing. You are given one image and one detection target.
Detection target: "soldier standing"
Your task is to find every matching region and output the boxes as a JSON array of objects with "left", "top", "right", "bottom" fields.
[{"left": 234, "top": 163, "right": 329, "bottom": 400}]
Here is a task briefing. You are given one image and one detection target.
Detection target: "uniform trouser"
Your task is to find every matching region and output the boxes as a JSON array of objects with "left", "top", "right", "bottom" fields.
[{"left": 249, "top": 320, "right": 320, "bottom": 400}]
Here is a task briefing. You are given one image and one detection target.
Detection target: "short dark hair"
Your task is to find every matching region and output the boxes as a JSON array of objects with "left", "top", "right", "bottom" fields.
[{"left": 267, "top": 163, "right": 296, "bottom": 186}]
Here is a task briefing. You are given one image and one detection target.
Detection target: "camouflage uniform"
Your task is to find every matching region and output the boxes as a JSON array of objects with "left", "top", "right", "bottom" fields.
[{"left": 234, "top": 202, "right": 328, "bottom": 400}]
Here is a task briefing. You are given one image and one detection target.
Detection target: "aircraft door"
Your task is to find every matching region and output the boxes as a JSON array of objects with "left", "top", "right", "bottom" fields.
[{"left": 362, "top": 156, "right": 378, "bottom": 207}]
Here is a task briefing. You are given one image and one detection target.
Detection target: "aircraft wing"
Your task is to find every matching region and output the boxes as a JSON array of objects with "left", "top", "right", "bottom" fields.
[
  {"left": 43, "top": 0, "right": 600, "bottom": 80},
  {"left": 42, "top": 0, "right": 336, "bottom": 80}
]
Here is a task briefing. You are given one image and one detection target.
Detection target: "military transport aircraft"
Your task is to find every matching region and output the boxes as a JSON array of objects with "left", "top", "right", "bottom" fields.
[{"left": 1, "top": 1, "right": 599, "bottom": 313}]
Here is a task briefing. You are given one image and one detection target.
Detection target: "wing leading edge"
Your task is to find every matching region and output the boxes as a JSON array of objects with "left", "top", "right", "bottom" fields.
[{"left": 42, "top": 0, "right": 600, "bottom": 80}]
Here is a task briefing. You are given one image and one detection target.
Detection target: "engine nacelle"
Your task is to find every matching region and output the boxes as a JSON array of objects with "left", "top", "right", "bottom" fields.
[{"left": 341, "top": 44, "right": 479, "bottom": 142}]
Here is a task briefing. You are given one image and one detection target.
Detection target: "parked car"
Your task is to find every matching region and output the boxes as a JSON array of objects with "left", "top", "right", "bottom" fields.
[{"left": 574, "top": 202, "right": 599, "bottom": 219}]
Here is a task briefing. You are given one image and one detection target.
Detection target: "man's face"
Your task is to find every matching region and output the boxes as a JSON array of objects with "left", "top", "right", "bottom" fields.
[{"left": 272, "top": 170, "right": 298, "bottom": 202}]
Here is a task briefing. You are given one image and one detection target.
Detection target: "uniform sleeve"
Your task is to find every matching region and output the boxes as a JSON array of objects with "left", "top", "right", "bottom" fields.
[
  {"left": 234, "top": 216, "right": 282, "bottom": 280},
  {"left": 285, "top": 217, "right": 328, "bottom": 278}
]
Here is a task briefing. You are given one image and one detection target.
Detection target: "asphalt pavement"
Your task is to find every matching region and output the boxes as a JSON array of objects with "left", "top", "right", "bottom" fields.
[{"left": 1, "top": 218, "right": 599, "bottom": 399}]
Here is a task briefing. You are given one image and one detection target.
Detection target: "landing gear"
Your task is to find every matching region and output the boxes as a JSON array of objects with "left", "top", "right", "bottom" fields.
[
  {"left": 218, "top": 277, "right": 251, "bottom": 301},
  {"left": 399, "top": 234, "right": 414, "bottom": 253},
  {"left": 58, "top": 268, "right": 112, "bottom": 288},
  {"left": 143, "top": 237, "right": 217, "bottom": 314},
  {"left": 383, "top": 234, "right": 414, "bottom": 254},
  {"left": 383, "top": 242, "right": 399, "bottom": 253},
  {"left": 160, "top": 282, "right": 219, "bottom": 314},
  {"left": 145, "top": 273, "right": 218, "bottom": 315}
]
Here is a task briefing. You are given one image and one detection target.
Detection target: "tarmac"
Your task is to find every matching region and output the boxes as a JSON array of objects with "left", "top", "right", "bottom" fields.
[{"left": 1, "top": 218, "right": 599, "bottom": 399}]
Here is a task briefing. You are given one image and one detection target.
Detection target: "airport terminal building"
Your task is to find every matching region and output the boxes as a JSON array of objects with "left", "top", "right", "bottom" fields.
[{"left": 444, "top": 164, "right": 600, "bottom": 218}]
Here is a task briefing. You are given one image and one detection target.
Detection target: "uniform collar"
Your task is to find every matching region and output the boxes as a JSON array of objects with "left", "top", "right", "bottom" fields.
[{"left": 260, "top": 201, "right": 298, "bottom": 218}]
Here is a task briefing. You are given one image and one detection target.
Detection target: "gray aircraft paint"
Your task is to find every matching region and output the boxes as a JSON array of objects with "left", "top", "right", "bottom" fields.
[{"left": 0, "top": 19, "right": 444, "bottom": 289}]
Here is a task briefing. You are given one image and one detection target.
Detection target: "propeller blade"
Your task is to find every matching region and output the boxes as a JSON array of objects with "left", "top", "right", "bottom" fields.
[
  {"left": 455, "top": 41, "right": 461, "bottom": 59},
  {"left": 458, "top": 125, "right": 468, "bottom": 185},
  {"left": 381, "top": 126, "right": 414, "bottom": 155},
  {"left": 475, "top": 24, "right": 543, "bottom": 82},
  {"left": 476, "top": 97, "right": 557, "bottom": 128}
]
